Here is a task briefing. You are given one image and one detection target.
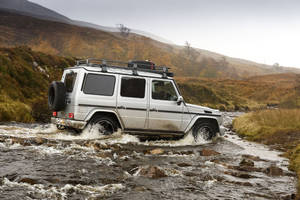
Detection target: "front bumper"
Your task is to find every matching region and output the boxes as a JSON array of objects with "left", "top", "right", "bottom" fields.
[{"left": 51, "top": 117, "right": 87, "bottom": 130}]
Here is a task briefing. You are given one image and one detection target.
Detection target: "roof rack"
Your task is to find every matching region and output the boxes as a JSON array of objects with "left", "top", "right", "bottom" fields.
[{"left": 75, "top": 58, "right": 174, "bottom": 78}]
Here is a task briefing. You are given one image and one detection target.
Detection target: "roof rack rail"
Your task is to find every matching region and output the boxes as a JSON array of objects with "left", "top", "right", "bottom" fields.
[{"left": 75, "top": 58, "right": 174, "bottom": 78}]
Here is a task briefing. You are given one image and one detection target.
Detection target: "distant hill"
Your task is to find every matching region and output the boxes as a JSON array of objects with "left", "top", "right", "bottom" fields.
[
  {"left": 0, "top": 0, "right": 172, "bottom": 44},
  {"left": 0, "top": 10, "right": 299, "bottom": 79}
]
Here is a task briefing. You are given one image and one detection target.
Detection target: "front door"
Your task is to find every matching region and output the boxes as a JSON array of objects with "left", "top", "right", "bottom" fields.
[
  {"left": 148, "top": 79, "right": 183, "bottom": 132},
  {"left": 117, "top": 76, "right": 148, "bottom": 129}
]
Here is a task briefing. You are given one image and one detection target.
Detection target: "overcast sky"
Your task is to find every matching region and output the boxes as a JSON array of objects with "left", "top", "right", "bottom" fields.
[{"left": 30, "top": 0, "right": 300, "bottom": 68}]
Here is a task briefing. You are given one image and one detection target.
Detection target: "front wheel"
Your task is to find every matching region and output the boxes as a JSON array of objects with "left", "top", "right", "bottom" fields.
[
  {"left": 89, "top": 116, "right": 118, "bottom": 136},
  {"left": 192, "top": 121, "right": 217, "bottom": 141}
]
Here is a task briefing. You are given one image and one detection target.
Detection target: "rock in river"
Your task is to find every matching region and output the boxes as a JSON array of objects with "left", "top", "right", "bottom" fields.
[
  {"left": 139, "top": 166, "right": 167, "bottom": 179},
  {"left": 200, "top": 149, "right": 220, "bottom": 156}
]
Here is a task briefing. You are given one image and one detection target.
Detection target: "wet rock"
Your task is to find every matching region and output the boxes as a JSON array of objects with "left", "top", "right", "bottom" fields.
[
  {"left": 241, "top": 182, "right": 253, "bottom": 186},
  {"left": 19, "top": 178, "right": 38, "bottom": 185},
  {"left": 177, "top": 162, "right": 192, "bottom": 167},
  {"left": 34, "top": 137, "right": 46, "bottom": 145},
  {"left": 282, "top": 193, "right": 296, "bottom": 200},
  {"left": 239, "top": 159, "right": 254, "bottom": 167},
  {"left": 0, "top": 177, "right": 4, "bottom": 186},
  {"left": 134, "top": 186, "right": 147, "bottom": 192},
  {"left": 5, "top": 173, "right": 18, "bottom": 181},
  {"left": 264, "top": 165, "right": 284, "bottom": 176},
  {"left": 149, "top": 148, "right": 164, "bottom": 155},
  {"left": 183, "top": 172, "right": 198, "bottom": 177},
  {"left": 200, "top": 149, "right": 220, "bottom": 156},
  {"left": 234, "top": 165, "right": 263, "bottom": 173},
  {"left": 224, "top": 171, "right": 256, "bottom": 179},
  {"left": 242, "top": 154, "right": 265, "bottom": 162},
  {"left": 227, "top": 180, "right": 253, "bottom": 187},
  {"left": 181, "top": 150, "right": 194, "bottom": 155},
  {"left": 111, "top": 144, "right": 122, "bottom": 151},
  {"left": 139, "top": 166, "right": 167, "bottom": 179}
]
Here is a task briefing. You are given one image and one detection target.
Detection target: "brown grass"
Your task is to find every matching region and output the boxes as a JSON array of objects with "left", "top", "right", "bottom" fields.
[{"left": 233, "top": 109, "right": 300, "bottom": 197}]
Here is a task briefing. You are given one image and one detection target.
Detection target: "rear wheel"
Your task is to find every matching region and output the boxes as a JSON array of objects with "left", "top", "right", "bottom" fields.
[
  {"left": 192, "top": 121, "right": 217, "bottom": 141},
  {"left": 89, "top": 116, "right": 118, "bottom": 135}
]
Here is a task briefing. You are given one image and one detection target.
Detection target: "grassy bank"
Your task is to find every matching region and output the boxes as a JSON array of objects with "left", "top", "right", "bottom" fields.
[{"left": 233, "top": 109, "right": 300, "bottom": 197}]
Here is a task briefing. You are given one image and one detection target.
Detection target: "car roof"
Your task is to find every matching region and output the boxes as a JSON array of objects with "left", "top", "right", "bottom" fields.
[{"left": 66, "top": 65, "right": 174, "bottom": 79}]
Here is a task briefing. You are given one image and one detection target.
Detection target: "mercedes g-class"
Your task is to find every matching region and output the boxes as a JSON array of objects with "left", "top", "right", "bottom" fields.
[{"left": 48, "top": 59, "right": 225, "bottom": 141}]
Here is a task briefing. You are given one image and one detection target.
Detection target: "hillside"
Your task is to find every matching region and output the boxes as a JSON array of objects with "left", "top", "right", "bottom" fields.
[
  {"left": 0, "top": 0, "right": 172, "bottom": 44},
  {"left": 176, "top": 73, "right": 300, "bottom": 110},
  {"left": 0, "top": 46, "right": 74, "bottom": 122},
  {"left": 0, "top": 46, "right": 299, "bottom": 122},
  {"left": 0, "top": 10, "right": 299, "bottom": 79}
]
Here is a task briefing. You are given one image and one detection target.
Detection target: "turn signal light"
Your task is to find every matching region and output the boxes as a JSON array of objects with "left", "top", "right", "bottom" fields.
[
  {"left": 68, "top": 113, "right": 74, "bottom": 119},
  {"left": 53, "top": 112, "right": 57, "bottom": 117}
]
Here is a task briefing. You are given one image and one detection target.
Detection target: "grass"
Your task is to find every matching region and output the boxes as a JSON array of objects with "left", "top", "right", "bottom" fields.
[
  {"left": 0, "top": 100, "right": 33, "bottom": 122},
  {"left": 233, "top": 109, "right": 300, "bottom": 197}
]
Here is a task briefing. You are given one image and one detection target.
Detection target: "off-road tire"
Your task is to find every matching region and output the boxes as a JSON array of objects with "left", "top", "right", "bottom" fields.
[
  {"left": 48, "top": 81, "right": 66, "bottom": 111},
  {"left": 89, "top": 116, "right": 118, "bottom": 135},
  {"left": 192, "top": 121, "right": 217, "bottom": 141}
]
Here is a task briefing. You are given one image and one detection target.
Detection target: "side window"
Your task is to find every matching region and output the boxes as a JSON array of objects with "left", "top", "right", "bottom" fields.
[
  {"left": 152, "top": 80, "right": 178, "bottom": 101},
  {"left": 121, "top": 77, "right": 146, "bottom": 98},
  {"left": 64, "top": 72, "right": 77, "bottom": 93},
  {"left": 83, "top": 74, "right": 115, "bottom": 96}
]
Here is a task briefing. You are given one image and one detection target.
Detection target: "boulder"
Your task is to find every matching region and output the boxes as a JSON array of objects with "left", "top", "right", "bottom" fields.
[
  {"left": 264, "top": 165, "right": 284, "bottom": 176},
  {"left": 34, "top": 137, "right": 46, "bottom": 145},
  {"left": 177, "top": 162, "right": 192, "bottom": 167},
  {"left": 200, "top": 149, "right": 220, "bottom": 156},
  {"left": 139, "top": 166, "right": 167, "bottom": 179},
  {"left": 19, "top": 178, "right": 38, "bottom": 185},
  {"left": 239, "top": 159, "right": 254, "bottom": 167}
]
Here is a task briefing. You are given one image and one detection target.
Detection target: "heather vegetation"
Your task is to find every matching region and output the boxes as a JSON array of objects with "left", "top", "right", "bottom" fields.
[
  {"left": 233, "top": 109, "right": 300, "bottom": 197},
  {"left": 176, "top": 74, "right": 300, "bottom": 111},
  {"left": 0, "top": 46, "right": 74, "bottom": 122}
]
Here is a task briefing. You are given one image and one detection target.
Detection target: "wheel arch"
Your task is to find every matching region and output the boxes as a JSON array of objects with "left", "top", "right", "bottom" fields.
[
  {"left": 185, "top": 116, "right": 220, "bottom": 134},
  {"left": 84, "top": 109, "right": 123, "bottom": 129}
]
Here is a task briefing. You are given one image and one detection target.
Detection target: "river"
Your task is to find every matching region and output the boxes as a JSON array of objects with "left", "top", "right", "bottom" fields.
[{"left": 0, "top": 113, "right": 296, "bottom": 199}]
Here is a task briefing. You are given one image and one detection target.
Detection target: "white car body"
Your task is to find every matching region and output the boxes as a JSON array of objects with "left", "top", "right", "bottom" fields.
[{"left": 51, "top": 61, "right": 225, "bottom": 137}]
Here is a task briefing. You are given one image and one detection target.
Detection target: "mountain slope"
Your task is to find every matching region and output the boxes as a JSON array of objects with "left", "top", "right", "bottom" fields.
[
  {"left": 0, "top": 0, "right": 71, "bottom": 23},
  {"left": 0, "top": 0, "right": 172, "bottom": 44},
  {"left": 0, "top": 10, "right": 299, "bottom": 78}
]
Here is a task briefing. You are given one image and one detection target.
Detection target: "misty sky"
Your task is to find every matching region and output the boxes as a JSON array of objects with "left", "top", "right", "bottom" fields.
[{"left": 30, "top": 0, "right": 300, "bottom": 68}]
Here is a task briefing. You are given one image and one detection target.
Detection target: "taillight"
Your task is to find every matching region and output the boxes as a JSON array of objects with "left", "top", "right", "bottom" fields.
[
  {"left": 53, "top": 112, "right": 57, "bottom": 117},
  {"left": 68, "top": 113, "right": 74, "bottom": 119}
]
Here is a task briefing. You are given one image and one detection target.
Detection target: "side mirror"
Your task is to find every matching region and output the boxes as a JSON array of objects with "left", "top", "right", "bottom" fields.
[{"left": 177, "top": 96, "right": 184, "bottom": 105}]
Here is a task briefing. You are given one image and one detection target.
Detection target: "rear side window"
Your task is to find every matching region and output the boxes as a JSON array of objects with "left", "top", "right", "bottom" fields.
[
  {"left": 121, "top": 77, "right": 146, "bottom": 98},
  {"left": 83, "top": 74, "right": 115, "bottom": 96},
  {"left": 64, "top": 72, "right": 77, "bottom": 93}
]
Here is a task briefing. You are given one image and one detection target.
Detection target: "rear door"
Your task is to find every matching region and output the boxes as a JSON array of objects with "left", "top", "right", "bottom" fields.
[
  {"left": 117, "top": 76, "right": 148, "bottom": 129},
  {"left": 148, "top": 79, "right": 183, "bottom": 132}
]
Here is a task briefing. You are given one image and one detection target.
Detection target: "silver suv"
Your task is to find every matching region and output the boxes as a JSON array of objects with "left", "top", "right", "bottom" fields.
[{"left": 48, "top": 59, "right": 225, "bottom": 140}]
